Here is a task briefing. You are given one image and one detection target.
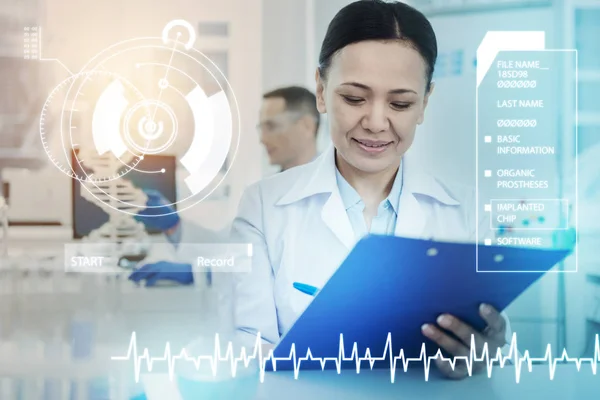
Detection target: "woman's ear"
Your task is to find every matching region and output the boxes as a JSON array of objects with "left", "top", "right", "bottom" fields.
[
  {"left": 315, "top": 68, "right": 327, "bottom": 114},
  {"left": 417, "top": 81, "right": 435, "bottom": 125}
]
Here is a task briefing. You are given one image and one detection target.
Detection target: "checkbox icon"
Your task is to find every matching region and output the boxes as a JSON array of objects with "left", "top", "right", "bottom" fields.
[
  {"left": 484, "top": 204, "right": 491, "bottom": 212},
  {"left": 484, "top": 136, "right": 492, "bottom": 143},
  {"left": 484, "top": 170, "right": 492, "bottom": 178},
  {"left": 484, "top": 239, "right": 492, "bottom": 246}
]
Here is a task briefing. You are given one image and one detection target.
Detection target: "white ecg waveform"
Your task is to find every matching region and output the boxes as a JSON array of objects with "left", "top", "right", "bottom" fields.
[{"left": 111, "top": 332, "right": 600, "bottom": 383}]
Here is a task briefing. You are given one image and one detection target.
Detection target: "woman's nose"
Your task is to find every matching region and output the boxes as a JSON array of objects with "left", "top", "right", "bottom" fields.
[{"left": 361, "top": 103, "right": 390, "bottom": 133}]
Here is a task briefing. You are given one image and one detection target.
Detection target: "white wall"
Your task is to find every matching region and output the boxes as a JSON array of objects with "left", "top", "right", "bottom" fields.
[
  {"left": 261, "top": 0, "right": 308, "bottom": 92},
  {"left": 261, "top": 0, "right": 355, "bottom": 91},
  {"left": 260, "top": 0, "right": 356, "bottom": 169}
]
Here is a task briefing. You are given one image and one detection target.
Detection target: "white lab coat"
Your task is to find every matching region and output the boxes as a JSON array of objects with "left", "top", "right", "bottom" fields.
[{"left": 230, "top": 145, "right": 510, "bottom": 346}]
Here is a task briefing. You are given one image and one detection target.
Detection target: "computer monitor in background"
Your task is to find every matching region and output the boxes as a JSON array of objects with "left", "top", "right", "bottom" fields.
[{"left": 71, "top": 151, "right": 177, "bottom": 239}]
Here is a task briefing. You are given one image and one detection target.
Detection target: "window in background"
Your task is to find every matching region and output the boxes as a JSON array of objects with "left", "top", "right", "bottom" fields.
[
  {"left": 197, "top": 21, "right": 229, "bottom": 37},
  {"left": 574, "top": 8, "right": 600, "bottom": 154}
]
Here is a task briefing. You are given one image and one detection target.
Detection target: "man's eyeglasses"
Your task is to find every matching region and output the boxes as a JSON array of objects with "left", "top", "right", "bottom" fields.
[{"left": 256, "top": 111, "right": 304, "bottom": 135}]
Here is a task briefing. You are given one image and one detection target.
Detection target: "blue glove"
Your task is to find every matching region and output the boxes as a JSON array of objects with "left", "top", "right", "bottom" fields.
[
  {"left": 135, "top": 189, "right": 180, "bottom": 232},
  {"left": 128, "top": 261, "right": 194, "bottom": 286}
]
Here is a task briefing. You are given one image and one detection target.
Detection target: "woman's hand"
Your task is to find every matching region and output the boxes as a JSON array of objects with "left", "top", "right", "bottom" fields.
[{"left": 421, "top": 304, "right": 507, "bottom": 379}]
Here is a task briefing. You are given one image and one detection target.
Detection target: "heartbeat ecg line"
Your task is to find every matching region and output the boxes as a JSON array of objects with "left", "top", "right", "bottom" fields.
[{"left": 111, "top": 332, "right": 600, "bottom": 384}]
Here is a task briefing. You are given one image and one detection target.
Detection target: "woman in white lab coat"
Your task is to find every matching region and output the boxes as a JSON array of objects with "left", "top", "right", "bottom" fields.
[{"left": 231, "top": 0, "right": 509, "bottom": 379}]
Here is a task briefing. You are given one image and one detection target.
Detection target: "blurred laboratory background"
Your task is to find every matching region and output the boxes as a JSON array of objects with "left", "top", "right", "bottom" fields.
[{"left": 0, "top": 0, "right": 599, "bottom": 398}]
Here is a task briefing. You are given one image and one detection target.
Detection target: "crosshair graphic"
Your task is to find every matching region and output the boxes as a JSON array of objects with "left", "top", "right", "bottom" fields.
[{"left": 40, "top": 20, "right": 241, "bottom": 216}]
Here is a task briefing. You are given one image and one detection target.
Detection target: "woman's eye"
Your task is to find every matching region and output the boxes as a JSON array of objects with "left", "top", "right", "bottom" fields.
[
  {"left": 391, "top": 103, "right": 411, "bottom": 110},
  {"left": 342, "top": 95, "right": 364, "bottom": 104}
]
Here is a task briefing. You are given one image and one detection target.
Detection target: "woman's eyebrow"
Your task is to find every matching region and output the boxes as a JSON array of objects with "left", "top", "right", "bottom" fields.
[{"left": 340, "top": 82, "right": 417, "bottom": 95}]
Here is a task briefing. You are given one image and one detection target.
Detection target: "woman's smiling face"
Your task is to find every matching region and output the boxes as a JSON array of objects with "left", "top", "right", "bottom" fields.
[{"left": 316, "top": 40, "right": 434, "bottom": 174}]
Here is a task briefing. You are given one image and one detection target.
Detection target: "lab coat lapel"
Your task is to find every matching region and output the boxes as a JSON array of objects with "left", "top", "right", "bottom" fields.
[
  {"left": 394, "top": 155, "right": 429, "bottom": 238},
  {"left": 316, "top": 145, "right": 354, "bottom": 249},
  {"left": 321, "top": 188, "right": 355, "bottom": 250},
  {"left": 394, "top": 189, "right": 428, "bottom": 238},
  {"left": 393, "top": 152, "right": 461, "bottom": 238}
]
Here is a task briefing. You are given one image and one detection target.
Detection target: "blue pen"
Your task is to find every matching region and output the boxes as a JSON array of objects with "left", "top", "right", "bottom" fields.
[{"left": 293, "top": 282, "right": 320, "bottom": 296}]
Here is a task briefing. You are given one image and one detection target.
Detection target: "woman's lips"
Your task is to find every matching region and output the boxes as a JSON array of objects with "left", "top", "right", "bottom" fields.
[{"left": 352, "top": 138, "right": 392, "bottom": 154}]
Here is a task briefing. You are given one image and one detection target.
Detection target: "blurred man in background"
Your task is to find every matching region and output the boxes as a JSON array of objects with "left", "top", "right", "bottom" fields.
[
  {"left": 130, "top": 86, "right": 321, "bottom": 285},
  {"left": 258, "top": 86, "right": 320, "bottom": 172}
]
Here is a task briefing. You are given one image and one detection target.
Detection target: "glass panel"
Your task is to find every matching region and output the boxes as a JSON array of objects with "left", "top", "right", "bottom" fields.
[
  {"left": 577, "top": 126, "right": 600, "bottom": 155},
  {"left": 578, "top": 81, "right": 600, "bottom": 114},
  {"left": 575, "top": 9, "right": 600, "bottom": 70}
]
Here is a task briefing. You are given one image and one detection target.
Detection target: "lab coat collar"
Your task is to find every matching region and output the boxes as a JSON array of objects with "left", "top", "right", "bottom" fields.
[
  {"left": 276, "top": 144, "right": 460, "bottom": 208},
  {"left": 276, "top": 144, "right": 338, "bottom": 205}
]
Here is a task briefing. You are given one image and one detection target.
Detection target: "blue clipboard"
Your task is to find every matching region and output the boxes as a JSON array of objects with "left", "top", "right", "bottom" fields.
[{"left": 268, "top": 235, "right": 571, "bottom": 371}]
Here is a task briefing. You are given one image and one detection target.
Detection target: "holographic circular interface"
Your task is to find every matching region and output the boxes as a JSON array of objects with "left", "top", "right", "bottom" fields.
[
  {"left": 39, "top": 20, "right": 241, "bottom": 216},
  {"left": 40, "top": 70, "right": 150, "bottom": 182}
]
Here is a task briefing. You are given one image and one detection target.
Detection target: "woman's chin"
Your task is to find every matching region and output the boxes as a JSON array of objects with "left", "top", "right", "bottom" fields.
[{"left": 348, "top": 155, "right": 397, "bottom": 174}]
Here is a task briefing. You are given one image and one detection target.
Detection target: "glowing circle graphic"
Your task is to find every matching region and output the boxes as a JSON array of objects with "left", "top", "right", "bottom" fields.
[
  {"left": 39, "top": 20, "right": 241, "bottom": 217},
  {"left": 123, "top": 99, "right": 177, "bottom": 155}
]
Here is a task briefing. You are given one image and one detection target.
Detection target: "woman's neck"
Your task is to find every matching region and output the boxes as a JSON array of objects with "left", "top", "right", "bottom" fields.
[{"left": 336, "top": 153, "right": 400, "bottom": 209}]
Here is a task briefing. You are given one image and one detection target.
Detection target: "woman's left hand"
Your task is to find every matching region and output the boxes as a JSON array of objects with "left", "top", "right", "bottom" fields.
[{"left": 421, "top": 304, "right": 507, "bottom": 379}]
